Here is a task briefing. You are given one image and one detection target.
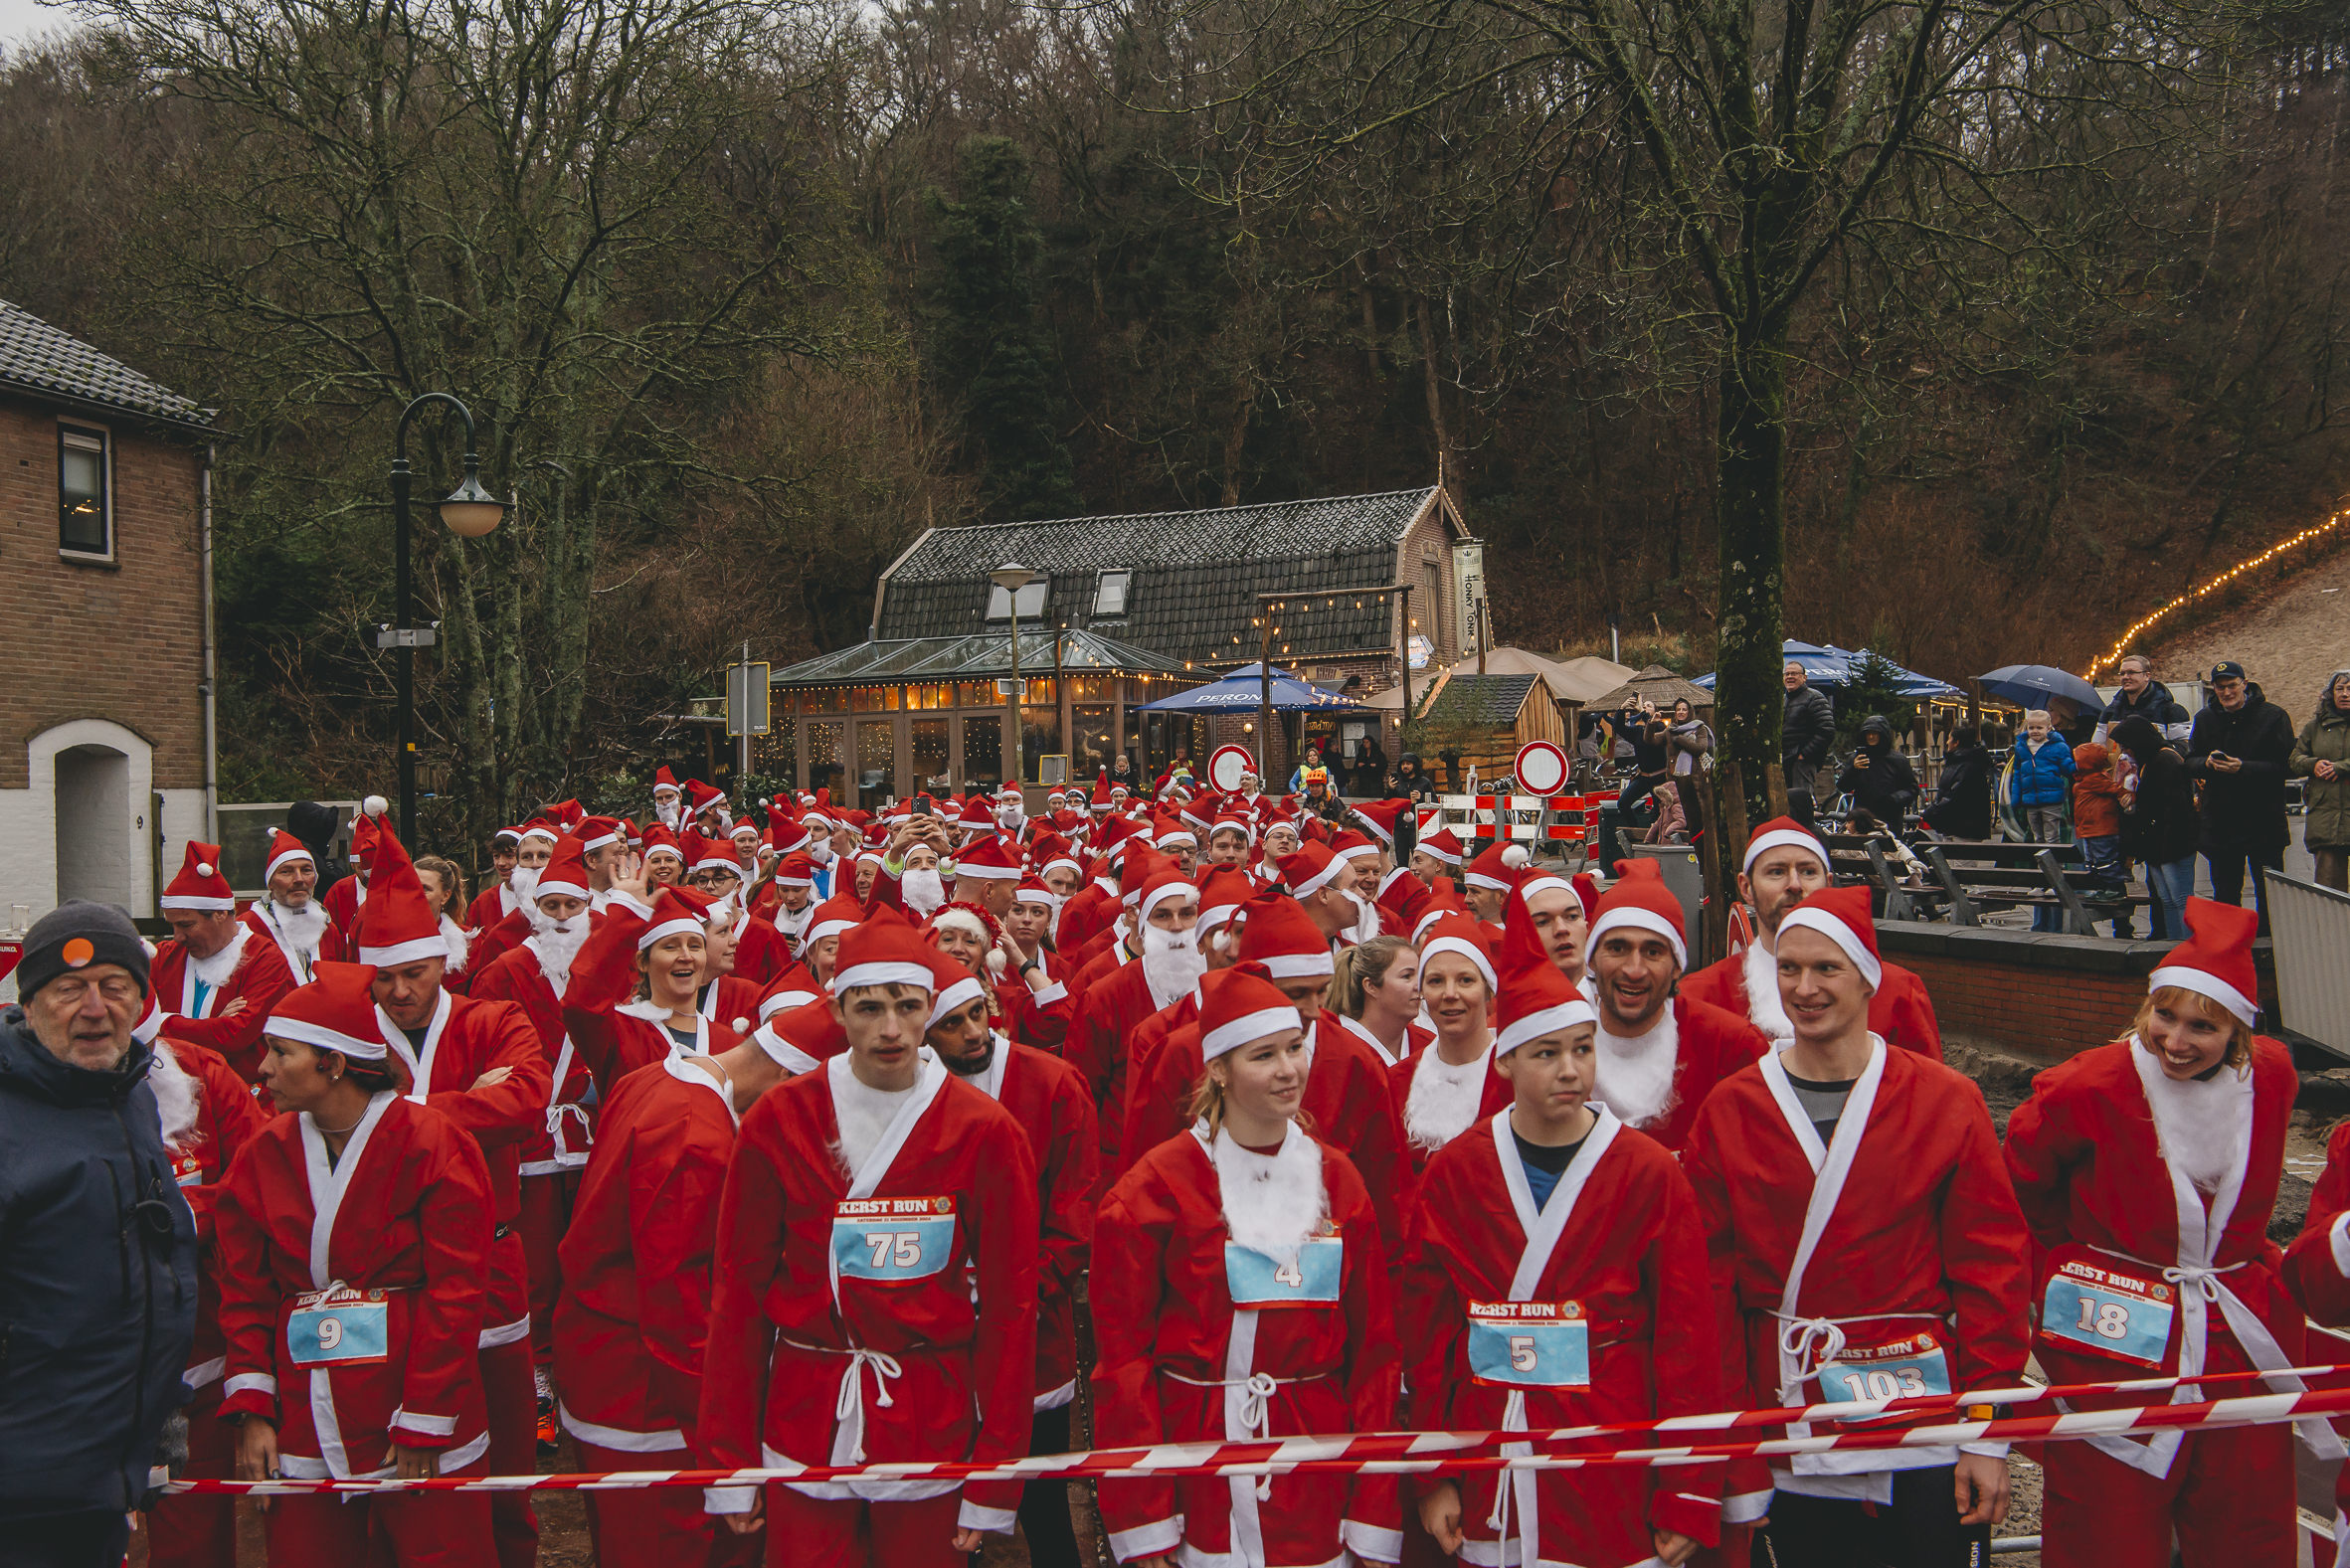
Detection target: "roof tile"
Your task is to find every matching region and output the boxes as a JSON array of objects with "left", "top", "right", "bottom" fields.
[{"left": 0, "top": 297, "right": 215, "bottom": 430}]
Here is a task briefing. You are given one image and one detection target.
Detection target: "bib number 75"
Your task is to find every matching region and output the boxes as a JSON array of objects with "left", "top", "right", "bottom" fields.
[{"left": 866, "top": 1231, "right": 923, "bottom": 1270}]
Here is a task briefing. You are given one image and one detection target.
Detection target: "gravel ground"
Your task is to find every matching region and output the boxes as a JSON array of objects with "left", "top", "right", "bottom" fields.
[{"left": 2150, "top": 540, "right": 2350, "bottom": 715}]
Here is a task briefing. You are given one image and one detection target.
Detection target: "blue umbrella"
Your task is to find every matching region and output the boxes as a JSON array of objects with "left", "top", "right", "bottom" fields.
[
  {"left": 1134, "top": 662, "right": 1371, "bottom": 713},
  {"left": 1976, "top": 664, "right": 2104, "bottom": 720}
]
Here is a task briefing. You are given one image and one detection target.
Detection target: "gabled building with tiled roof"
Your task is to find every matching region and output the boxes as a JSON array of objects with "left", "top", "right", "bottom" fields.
[{"left": 0, "top": 298, "right": 218, "bottom": 928}]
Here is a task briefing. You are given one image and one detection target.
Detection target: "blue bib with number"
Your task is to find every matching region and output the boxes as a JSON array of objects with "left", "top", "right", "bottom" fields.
[
  {"left": 832, "top": 1197, "right": 957, "bottom": 1283},
  {"left": 1224, "top": 1236, "right": 1344, "bottom": 1307},
  {"left": 287, "top": 1288, "right": 391, "bottom": 1367},
  {"left": 2040, "top": 1261, "right": 2175, "bottom": 1368},
  {"left": 1466, "top": 1303, "right": 1590, "bottom": 1389},
  {"left": 1816, "top": 1332, "right": 1951, "bottom": 1411}
]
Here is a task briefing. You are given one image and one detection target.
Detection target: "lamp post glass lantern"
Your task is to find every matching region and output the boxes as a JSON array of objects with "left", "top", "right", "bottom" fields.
[
  {"left": 389, "top": 392, "right": 509, "bottom": 843},
  {"left": 993, "top": 563, "right": 1039, "bottom": 785}
]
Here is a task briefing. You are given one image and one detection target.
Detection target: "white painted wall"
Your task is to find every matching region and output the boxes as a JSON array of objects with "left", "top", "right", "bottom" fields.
[{"left": 0, "top": 717, "right": 194, "bottom": 928}]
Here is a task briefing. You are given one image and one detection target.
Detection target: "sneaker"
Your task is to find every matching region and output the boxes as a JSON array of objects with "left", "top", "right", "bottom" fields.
[{"left": 536, "top": 1394, "right": 560, "bottom": 1458}]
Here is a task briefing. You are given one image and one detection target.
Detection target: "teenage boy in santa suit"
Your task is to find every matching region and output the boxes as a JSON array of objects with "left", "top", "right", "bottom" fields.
[
  {"left": 1120, "top": 890, "right": 1413, "bottom": 1250},
  {"left": 1400, "top": 928, "right": 1723, "bottom": 1568},
  {"left": 466, "top": 829, "right": 607, "bottom": 1422},
  {"left": 1681, "top": 884, "right": 2030, "bottom": 1565},
  {"left": 1091, "top": 961, "right": 1401, "bottom": 1568},
  {"left": 354, "top": 831, "right": 555, "bottom": 1568},
  {"left": 216, "top": 962, "right": 499, "bottom": 1566},
  {"left": 1278, "top": 840, "right": 1379, "bottom": 949},
  {"left": 551, "top": 1012, "right": 801, "bottom": 1567},
  {"left": 243, "top": 830, "right": 327, "bottom": 984},
  {"left": 697, "top": 910, "right": 1041, "bottom": 1566},
  {"left": 465, "top": 826, "right": 525, "bottom": 931},
  {"left": 1581, "top": 862, "right": 1770, "bottom": 1152},
  {"left": 2006, "top": 897, "right": 2332, "bottom": 1568},
  {"left": 1680, "top": 818, "right": 1945, "bottom": 1061},
  {"left": 140, "top": 1011, "right": 273, "bottom": 1568},
  {"left": 919, "top": 947, "right": 1098, "bottom": 1568},
  {"left": 151, "top": 840, "right": 299, "bottom": 1084}
]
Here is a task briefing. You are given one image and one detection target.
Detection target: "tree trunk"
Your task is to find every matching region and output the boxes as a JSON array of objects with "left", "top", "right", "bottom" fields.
[
  {"left": 1415, "top": 295, "right": 1452, "bottom": 485},
  {"left": 1712, "top": 322, "right": 1791, "bottom": 832}
]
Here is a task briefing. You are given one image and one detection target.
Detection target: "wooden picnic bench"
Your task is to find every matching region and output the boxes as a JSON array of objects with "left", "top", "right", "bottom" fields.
[{"left": 1912, "top": 840, "right": 2151, "bottom": 936}]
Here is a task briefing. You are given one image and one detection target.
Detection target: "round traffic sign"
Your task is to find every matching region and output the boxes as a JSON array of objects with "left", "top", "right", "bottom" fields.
[
  {"left": 1515, "top": 740, "right": 1568, "bottom": 796},
  {"left": 1207, "top": 745, "right": 1256, "bottom": 792}
]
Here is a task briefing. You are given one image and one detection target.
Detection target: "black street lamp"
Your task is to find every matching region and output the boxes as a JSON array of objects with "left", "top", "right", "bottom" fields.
[{"left": 386, "top": 393, "right": 508, "bottom": 845}]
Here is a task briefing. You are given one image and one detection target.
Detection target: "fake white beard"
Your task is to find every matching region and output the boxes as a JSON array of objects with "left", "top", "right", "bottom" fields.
[
  {"left": 2138, "top": 1038, "right": 2249, "bottom": 1195},
  {"left": 510, "top": 865, "right": 543, "bottom": 902},
  {"left": 1743, "top": 939, "right": 1794, "bottom": 1042},
  {"left": 901, "top": 868, "right": 947, "bottom": 917},
  {"left": 808, "top": 837, "right": 836, "bottom": 865},
  {"left": 149, "top": 1039, "right": 204, "bottom": 1150},
  {"left": 1596, "top": 1005, "right": 1681, "bottom": 1130},
  {"left": 1344, "top": 889, "right": 1380, "bottom": 945},
  {"left": 1403, "top": 1046, "right": 1489, "bottom": 1152},
  {"left": 440, "top": 915, "right": 471, "bottom": 975},
  {"left": 268, "top": 899, "right": 330, "bottom": 953},
  {"left": 189, "top": 929, "right": 247, "bottom": 988},
  {"left": 529, "top": 915, "right": 592, "bottom": 988},
  {"left": 1140, "top": 928, "right": 1208, "bottom": 1012},
  {"left": 995, "top": 803, "right": 1025, "bottom": 833},
  {"left": 1210, "top": 1125, "right": 1328, "bottom": 1272},
  {"left": 655, "top": 797, "right": 681, "bottom": 829}
]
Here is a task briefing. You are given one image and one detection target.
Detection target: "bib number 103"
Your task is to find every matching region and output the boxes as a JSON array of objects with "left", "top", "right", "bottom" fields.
[{"left": 1835, "top": 1365, "right": 1933, "bottom": 1402}]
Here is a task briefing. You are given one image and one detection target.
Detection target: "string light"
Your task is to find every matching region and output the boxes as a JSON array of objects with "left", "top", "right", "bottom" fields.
[{"left": 2083, "top": 509, "right": 2346, "bottom": 680}]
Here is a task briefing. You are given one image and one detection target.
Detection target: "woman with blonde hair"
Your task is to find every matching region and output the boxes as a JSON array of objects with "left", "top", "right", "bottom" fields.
[
  {"left": 2004, "top": 898, "right": 2324, "bottom": 1566},
  {"left": 1387, "top": 915, "right": 1502, "bottom": 1171},
  {"left": 1330, "top": 934, "right": 1428, "bottom": 1068},
  {"left": 1091, "top": 960, "right": 1399, "bottom": 1568}
]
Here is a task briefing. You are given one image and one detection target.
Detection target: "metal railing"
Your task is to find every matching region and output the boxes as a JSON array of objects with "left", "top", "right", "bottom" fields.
[{"left": 2266, "top": 867, "right": 2350, "bottom": 1062}]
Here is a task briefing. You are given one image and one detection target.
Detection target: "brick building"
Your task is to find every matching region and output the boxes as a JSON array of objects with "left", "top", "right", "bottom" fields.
[{"left": 0, "top": 298, "right": 217, "bottom": 925}]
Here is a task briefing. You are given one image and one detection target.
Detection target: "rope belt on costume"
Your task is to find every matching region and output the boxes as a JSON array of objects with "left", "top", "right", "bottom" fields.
[
  {"left": 1770, "top": 1309, "right": 1945, "bottom": 1394},
  {"left": 781, "top": 1336, "right": 905, "bottom": 1466},
  {"left": 546, "top": 1101, "right": 593, "bottom": 1160},
  {"left": 1163, "top": 1367, "right": 1335, "bottom": 1497}
]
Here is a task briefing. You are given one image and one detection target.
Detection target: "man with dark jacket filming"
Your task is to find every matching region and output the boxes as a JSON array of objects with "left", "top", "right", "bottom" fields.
[
  {"left": 1781, "top": 661, "right": 1836, "bottom": 797},
  {"left": 0, "top": 902, "right": 199, "bottom": 1567},
  {"left": 2187, "top": 659, "right": 2296, "bottom": 933}
]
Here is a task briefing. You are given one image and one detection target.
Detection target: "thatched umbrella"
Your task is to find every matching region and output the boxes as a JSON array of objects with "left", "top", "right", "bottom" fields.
[{"left": 1584, "top": 664, "right": 1714, "bottom": 711}]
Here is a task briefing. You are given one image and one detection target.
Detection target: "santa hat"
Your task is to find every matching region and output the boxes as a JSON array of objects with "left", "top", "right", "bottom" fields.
[
  {"left": 802, "top": 893, "right": 865, "bottom": 949},
  {"left": 755, "top": 962, "right": 823, "bottom": 1024},
  {"left": 921, "top": 943, "right": 989, "bottom": 1028},
  {"left": 621, "top": 818, "right": 642, "bottom": 846},
  {"left": 266, "top": 960, "right": 393, "bottom": 1063},
  {"left": 353, "top": 828, "right": 445, "bottom": 968},
  {"left": 773, "top": 852, "right": 816, "bottom": 890},
  {"left": 263, "top": 830, "right": 314, "bottom": 886},
  {"left": 542, "top": 798, "right": 586, "bottom": 829},
  {"left": 1032, "top": 834, "right": 1083, "bottom": 882},
  {"left": 1137, "top": 863, "right": 1200, "bottom": 923},
  {"left": 1411, "top": 889, "right": 1472, "bottom": 945},
  {"left": 763, "top": 992, "right": 848, "bottom": 1071},
  {"left": 637, "top": 888, "right": 712, "bottom": 952},
  {"left": 958, "top": 796, "right": 997, "bottom": 835},
  {"left": 1777, "top": 884, "right": 1884, "bottom": 991},
  {"left": 653, "top": 766, "right": 681, "bottom": 796},
  {"left": 640, "top": 824, "right": 684, "bottom": 865},
  {"left": 1012, "top": 874, "right": 1057, "bottom": 909},
  {"left": 953, "top": 834, "right": 1022, "bottom": 883},
  {"left": 1348, "top": 798, "right": 1408, "bottom": 848},
  {"left": 1277, "top": 841, "right": 1346, "bottom": 898},
  {"left": 1199, "top": 961, "right": 1304, "bottom": 1062},
  {"left": 1195, "top": 868, "right": 1256, "bottom": 939},
  {"left": 1418, "top": 912, "right": 1498, "bottom": 992},
  {"left": 534, "top": 834, "right": 594, "bottom": 903},
  {"left": 1153, "top": 817, "right": 1197, "bottom": 850},
  {"left": 349, "top": 813, "right": 380, "bottom": 871},
  {"left": 518, "top": 818, "right": 562, "bottom": 848},
  {"left": 684, "top": 779, "right": 728, "bottom": 817},
  {"left": 1209, "top": 810, "right": 1254, "bottom": 843},
  {"left": 832, "top": 906, "right": 937, "bottom": 995},
  {"left": 1416, "top": 827, "right": 1466, "bottom": 866},
  {"left": 682, "top": 829, "right": 741, "bottom": 876},
  {"left": 1743, "top": 816, "right": 1829, "bottom": 878},
  {"left": 729, "top": 820, "right": 762, "bottom": 845},
  {"left": 2148, "top": 897, "right": 2261, "bottom": 1028},
  {"left": 1089, "top": 773, "right": 1113, "bottom": 813},
  {"left": 1586, "top": 859, "right": 1687, "bottom": 969},
  {"left": 769, "top": 814, "right": 812, "bottom": 856},
  {"left": 1494, "top": 917, "right": 1596, "bottom": 1054},
  {"left": 161, "top": 840, "right": 235, "bottom": 912},
  {"left": 1330, "top": 829, "right": 1378, "bottom": 866},
  {"left": 1118, "top": 848, "right": 1171, "bottom": 908},
  {"left": 490, "top": 825, "right": 523, "bottom": 849},
  {"left": 577, "top": 815, "right": 623, "bottom": 853},
  {"left": 1464, "top": 840, "right": 1530, "bottom": 893},
  {"left": 1234, "top": 889, "right": 1334, "bottom": 978}
]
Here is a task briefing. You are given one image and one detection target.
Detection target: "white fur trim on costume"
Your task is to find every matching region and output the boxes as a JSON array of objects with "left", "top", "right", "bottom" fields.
[
  {"left": 636, "top": 915, "right": 703, "bottom": 952},
  {"left": 1587, "top": 906, "right": 1687, "bottom": 970},
  {"left": 1139, "top": 879, "right": 1200, "bottom": 919},
  {"left": 1744, "top": 826, "right": 1828, "bottom": 876},
  {"left": 519, "top": 823, "right": 561, "bottom": 845},
  {"left": 265, "top": 843, "right": 315, "bottom": 882},
  {"left": 1776, "top": 907, "right": 1882, "bottom": 990},
  {"left": 1256, "top": 949, "right": 1335, "bottom": 978},
  {"left": 1201, "top": 1005, "right": 1303, "bottom": 1061},
  {"left": 1291, "top": 857, "right": 1345, "bottom": 897},
  {"left": 927, "top": 973, "right": 986, "bottom": 1026},
  {"left": 160, "top": 893, "right": 236, "bottom": 912},
  {"left": 1418, "top": 934, "right": 1498, "bottom": 993},
  {"left": 266, "top": 1014, "right": 390, "bottom": 1062},
  {"left": 833, "top": 960, "right": 934, "bottom": 994},
  {"left": 2147, "top": 964, "right": 2259, "bottom": 1029},
  {"left": 358, "top": 935, "right": 449, "bottom": 967},
  {"left": 1497, "top": 998, "right": 1596, "bottom": 1055}
]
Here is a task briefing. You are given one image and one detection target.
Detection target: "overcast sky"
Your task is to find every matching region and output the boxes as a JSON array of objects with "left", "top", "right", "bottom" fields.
[{"left": 0, "top": 0, "right": 79, "bottom": 49}]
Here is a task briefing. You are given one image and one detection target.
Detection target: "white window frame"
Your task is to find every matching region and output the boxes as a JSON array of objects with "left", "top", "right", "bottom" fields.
[
  {"left": 1094, "top": 569, "right": 1131, "bottom": 616},
  {"left": 59, "top": 422, "right": 115, "bottom": 563},
  {"left": 985, "top": 580, "right": 1049, "bottom": 620}
]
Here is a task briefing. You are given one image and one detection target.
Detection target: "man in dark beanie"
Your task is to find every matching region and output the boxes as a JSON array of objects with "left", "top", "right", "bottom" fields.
[{"left": 0, "top": 901, "right": 199, "bottom": 1567}]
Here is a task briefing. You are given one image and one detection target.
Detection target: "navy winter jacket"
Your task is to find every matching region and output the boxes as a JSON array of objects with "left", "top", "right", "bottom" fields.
[{"left": 0, "top": 1007, "right": 198, "bottom": 1520}]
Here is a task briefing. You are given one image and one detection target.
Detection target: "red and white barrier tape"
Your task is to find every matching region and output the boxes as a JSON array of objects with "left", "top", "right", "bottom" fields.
[{"left": 165, "top": 1364, "right": 2350, "bottom": 1495}]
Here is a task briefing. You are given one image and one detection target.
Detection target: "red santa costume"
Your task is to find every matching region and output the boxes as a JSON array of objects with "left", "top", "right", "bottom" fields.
[
  {"left": 464, "top": 833, "right": 604, "bottom": 1374},
  {"left": 1399, "top": 945, "right": 1723, "bottom": 1568},
  {"left": 1679, "top": 886, "right": 2030, "bottom": 1542},
  {"left": 213, "top": 964, "right": 498, "bottom": 1565},
  {"left": 1580, "top": 863, "right": 1770, "bottom": 1152},
  {"left": 142, "top": 1016, "right": 272, "bottom": 1568},
  {"left": 562, "top": 887, "right": 746, "bottom": 1097},
  {"left": 1387, "top": 915, "right": 1510, "bottom": 1175},
  {"left": 1678, "top": 818, "right": 1945, "bottom": 1061},
  {"left": 467, "top": 819, "right": 564, "bottom": 980},
  {"left": 242, "top": 829, "right": 328, "bottom": 985},
  {"left": 462, "top": 827, "right": 524, "bottom": 932},
  {"left": 1068, "top": 859, "right": 1202, "bottom": 1176},
  {"left": 318, "top": 811, "right": 375, "bottom": 956},
  {"left": 2286, "top": 1111, "right": 2350, "bottom": 1568},
  {"left": 552, "top": 1037, "right": 785, "bottom": 1568},
  {"left": 697, "top": 913, "right": 1041, "bottom": 1565},
  {"left": 152, "top": 839, "right": 299, "bottom": 1084},
  {"left": 357, "top": 833, "right": 553, "bottom": 1568},
  {"left": 2005, "top": 899, "right": 2332, "bottom": 1568},
  {"left": 1091, "top": 962, "right": 1401, "bottom": 1566}
]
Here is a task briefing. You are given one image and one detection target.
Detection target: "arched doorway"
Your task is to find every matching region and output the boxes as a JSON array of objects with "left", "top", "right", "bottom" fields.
[{"left": 56, "top": 743, "right": 134, "bottom": 908}]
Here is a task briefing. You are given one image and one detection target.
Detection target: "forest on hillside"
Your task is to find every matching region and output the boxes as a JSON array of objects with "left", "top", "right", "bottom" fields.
[{"left": 4, "top": 0, "right": 2348, "bottom": 837}]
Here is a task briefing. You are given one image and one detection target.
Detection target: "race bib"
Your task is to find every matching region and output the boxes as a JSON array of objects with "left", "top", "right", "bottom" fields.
[
  {"left": 1815, "top": 1330, "right": 1951, "bottom": 1413},
  {"left": 1466, "top": 1302, "right": 1590, "bottom": 1389},
  {"left": 832, "top": 1197, "right": 957, "bottom": 1283},
  {"left": 2039, "top": 1260, "right": 2175, "bottom": 1368},
  {"left": 287, "top": 1287, "right": 391, "bottom": 1367},
  {"left": 1224, "top": 1237, "right": 1344, "bottom": 1307}
]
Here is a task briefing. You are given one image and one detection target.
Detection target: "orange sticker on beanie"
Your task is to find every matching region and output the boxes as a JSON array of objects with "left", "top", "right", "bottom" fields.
[{"left": 61, "top": 938, "right": 94, "bottom": 967}]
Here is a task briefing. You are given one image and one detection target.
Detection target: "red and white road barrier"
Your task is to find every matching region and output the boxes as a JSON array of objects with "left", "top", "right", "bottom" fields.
[{"left": 163, "top": 1363, "right": 2350, "bottom": 1496}]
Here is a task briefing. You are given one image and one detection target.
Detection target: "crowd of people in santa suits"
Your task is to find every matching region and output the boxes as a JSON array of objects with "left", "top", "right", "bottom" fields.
[{"left": 125, "top": 756, "right": 2350, "bottom": 1568}]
